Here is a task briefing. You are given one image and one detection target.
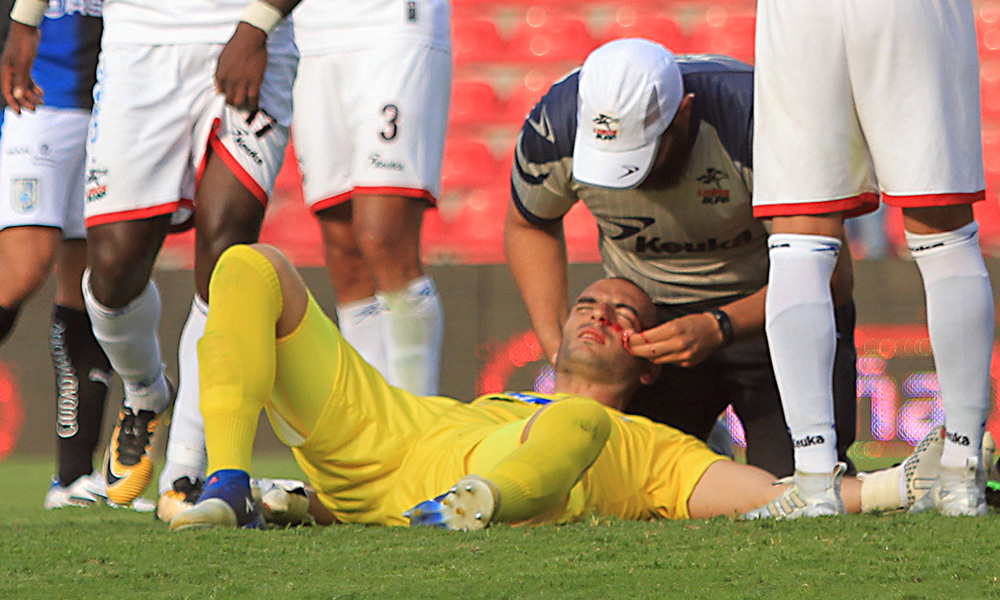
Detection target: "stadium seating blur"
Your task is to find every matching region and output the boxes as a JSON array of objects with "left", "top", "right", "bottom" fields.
[{"left": 160, "top": 0, "right": 1000, "bottom": 266}]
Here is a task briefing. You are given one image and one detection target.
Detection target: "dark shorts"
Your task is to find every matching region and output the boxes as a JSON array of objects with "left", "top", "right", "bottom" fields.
[{"left": 625, "top": 299, "right": 857, "bottom": 478}]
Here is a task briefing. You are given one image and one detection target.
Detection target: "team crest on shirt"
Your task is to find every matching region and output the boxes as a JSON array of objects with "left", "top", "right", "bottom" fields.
[
  {"left": 591, "top": 113, "right": 620, "bottom": 141},
  {"left": 696, "top": 167, "right": 730, "bottom": 205},
  {"left": 11, "top": 179, "right": 38, "bottom": 214}
]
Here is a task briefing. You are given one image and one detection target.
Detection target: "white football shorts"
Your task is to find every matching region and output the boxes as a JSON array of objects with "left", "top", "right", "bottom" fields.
[
  {"left": 0, "top": 106, "right": 89, "bottom": 239},
  {"left": 753, "top": 0, "right": 985, "bottom": 218},
  {"left": 84, "top": 42, "right": 297, "bottom": 228},
  {"left": 292, "top": 40, "right": 451, "bottom": 212}
]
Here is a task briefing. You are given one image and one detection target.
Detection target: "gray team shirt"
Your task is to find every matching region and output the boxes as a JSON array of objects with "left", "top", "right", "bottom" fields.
[{"left": 511, "top": 55, "right": 767, "bottom": 306}]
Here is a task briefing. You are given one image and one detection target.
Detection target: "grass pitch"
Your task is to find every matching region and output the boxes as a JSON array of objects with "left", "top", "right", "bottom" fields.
[{"left": 1, "top": 455, "right": 998, "bottom": 600}]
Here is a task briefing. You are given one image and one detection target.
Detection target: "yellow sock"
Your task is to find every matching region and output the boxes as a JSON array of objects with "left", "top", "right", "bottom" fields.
[
  {"left": 200, "top": 245, "right": 283, "bottom": 474},
  {"left": 482, "top": 398, "right": 611, "bottom": 523}
]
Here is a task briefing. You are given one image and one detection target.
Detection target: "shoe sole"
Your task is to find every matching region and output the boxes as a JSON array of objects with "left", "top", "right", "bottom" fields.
[
  {"left": 436, "top": 477, "right": 497, "bottom": 531},
  {"left": 169, "top": 498, "right": 238, "bottom": 531}
]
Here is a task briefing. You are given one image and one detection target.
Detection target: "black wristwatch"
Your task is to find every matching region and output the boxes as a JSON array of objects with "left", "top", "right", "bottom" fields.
[{"left": 707, "top": 308, "right": 734, "bottom": 347}]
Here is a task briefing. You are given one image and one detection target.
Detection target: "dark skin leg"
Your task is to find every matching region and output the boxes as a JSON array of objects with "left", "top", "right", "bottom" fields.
[
  {"left": 317, "top": 194, "right": 426, "bottom": 301},
  {"left": 317, "top": 202, "right": 377, "bottom": 305},
  {"left": 193, "top": 151, "right": 267, "bottom": 301},
  {"left": 350, "top": 194, "right": 426, "bottom": 292},
  {"left": 55, "top": 239, "right": 88, "bottom": 310},
  {"left": 86, "top": 216, "right": 170, "bottom": 308}
]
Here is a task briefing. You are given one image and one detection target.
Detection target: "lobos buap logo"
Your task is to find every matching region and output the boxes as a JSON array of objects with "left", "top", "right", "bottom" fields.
[{"left": 592, "top": 113, "right": 620, "bottom": 141}]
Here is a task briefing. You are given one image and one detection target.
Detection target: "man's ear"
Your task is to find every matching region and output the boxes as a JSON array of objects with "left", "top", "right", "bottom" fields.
[
  {"left": 675, "top": 93, "right": 695, "bottom": 122},
  {"left": 639, "top": 361, "right": 660, "bottom": 386}
]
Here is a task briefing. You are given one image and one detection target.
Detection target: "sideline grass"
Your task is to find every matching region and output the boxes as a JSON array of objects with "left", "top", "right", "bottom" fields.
[{"left": 2, "top": 456, "right": 998, "bottom": 599}]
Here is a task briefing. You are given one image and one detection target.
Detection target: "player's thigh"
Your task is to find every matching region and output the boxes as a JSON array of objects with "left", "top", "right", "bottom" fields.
[
  {"left": 847, "top": 0, "right": 984, "bottom": 200},
  {"left": 200, "top": 103, "right": 292, "bottom": 208},
  {"left": 0, "top": 106, "right": 88, "bottom": 236},
  {"left": 293, "top": 52, "right": 354, "bottom": 210},
  {"left": 754, "top": 0, "right": 876, "bottom": 216},
  {"left": 269, "top": 292, "right": 443, "bottom": 440},
  {"left": 84, "top": 45, "right": 204, "bottom": 227},
  {"left": 346, "top": 41, "right": 451, "bottom": 197}
]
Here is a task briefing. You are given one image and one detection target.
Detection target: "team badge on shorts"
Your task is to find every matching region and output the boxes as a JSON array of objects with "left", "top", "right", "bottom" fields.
[{"left": 11, "top": 178, "right": 38, "bottom": 214}]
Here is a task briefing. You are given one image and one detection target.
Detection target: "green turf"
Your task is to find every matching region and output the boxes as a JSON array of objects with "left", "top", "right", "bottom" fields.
[{"left": 1, "top": 456, "right": 997, "bottom": 600}]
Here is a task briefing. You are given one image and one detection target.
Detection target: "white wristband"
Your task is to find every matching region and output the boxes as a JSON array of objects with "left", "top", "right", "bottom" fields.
[
  {"left": 239, "top": 0, "right": 283, "bottom": 35},
  {"left": 9, "top": 0, "right": 48, "bottom": 27}
]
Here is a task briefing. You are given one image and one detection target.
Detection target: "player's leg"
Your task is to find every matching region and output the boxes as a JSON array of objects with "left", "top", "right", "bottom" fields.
[
  {"left": 170, "top": 244, "right": 305, "bottom": 530},
  {"left": 155, "top": 293, "right": 208, "bottom": 520},
  {"left": 354, "top": 194, "right": 442, "bottom": 395},
  {"left": 83, "top": 44, "right": 205, "bottom": 505},
  {"left": 343, "top": 40, "right": 449, "bottom": 395},
  {"left": 292, "top": 51, "right": 392, "bottom": 375},
  {"left": 0, "top": 226, "right": 60, "bottom": 337},
  {"left": 0, "top": 106, "right": 114, "bottom": 507},
  {"left": 316, "top": 204, "right": 388, "bottom": 372},
  {"left": 850, "top": 0, "right": 992, "bottom": 516},
  {"left": 903, "top": 205, "right": 992, "bottom": 516},
  {"left": 157, "top": 145, "right": 269, "bottom": 517},
  {"left": 408, "top": 398, "right": 612, "bottom": 530},
  {"left": 754, "top": 0, "right": 877, "bottom": 515},
  {"left": 47, "top": 238, "right": 114, "bottom": 507},
  {"left": 0, "top": 107, "right": 72, "bottom": 340},
  {"left": 160, "top": 35, "right": 297, "bottom": 518}
]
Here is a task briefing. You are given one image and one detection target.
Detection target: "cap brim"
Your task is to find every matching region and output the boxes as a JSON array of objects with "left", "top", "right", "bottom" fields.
[{"left": 572, "top": 137, "right": 658, "bottom": 189}]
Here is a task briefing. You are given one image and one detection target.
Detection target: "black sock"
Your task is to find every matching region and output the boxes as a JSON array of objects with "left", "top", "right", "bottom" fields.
[
  {"left": 51, "top": 305, "right": 112, "bottom": 485},
  {"left": 0, "top": 304, "right": 19, "bottom": 345}
]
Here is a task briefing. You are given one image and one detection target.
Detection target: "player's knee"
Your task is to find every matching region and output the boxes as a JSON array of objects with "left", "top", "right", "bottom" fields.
[
  {"left": 0, "top": 257, "right": 54, "bottom": 306},
  {"left": 534, "top": 398, "right": 612, "bottom": 451},
  {"left": 355, "top": 225, "right": 418, "bottom": 265}
]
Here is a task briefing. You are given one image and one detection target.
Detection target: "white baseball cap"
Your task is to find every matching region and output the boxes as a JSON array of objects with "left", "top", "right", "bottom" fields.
[{"left": 572, "top": 38, "right": 684, "bottom": 189}]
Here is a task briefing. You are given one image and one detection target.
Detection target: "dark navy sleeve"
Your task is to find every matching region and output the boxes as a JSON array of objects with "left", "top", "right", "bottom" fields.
[
  {"left": 677, "top": 55, "right": 754, "bottom": 170},
  {"left": 510, "top": 70, "right": 581, "bottom": 227}
]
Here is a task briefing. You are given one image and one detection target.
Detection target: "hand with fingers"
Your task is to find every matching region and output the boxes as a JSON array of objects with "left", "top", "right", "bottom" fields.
[
  {"left": 0, "top": 21, "right": 44, "bottom": 113},
  {"left": 215, "top": 23, "right": 269, "bottom": 112},
  {"left": 624, "top": 312, "right": 725, "bottom": 367}
]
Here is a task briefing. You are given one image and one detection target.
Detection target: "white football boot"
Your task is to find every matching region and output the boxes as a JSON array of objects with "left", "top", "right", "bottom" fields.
[
  {"left": 742, "top": 463, "right": 846, "bottom": 520},
  {"left": 44, "top": 472, "right": 107, "bottom": 509},
  {"left": 251, "top": 478, "right": 313, "bottom": 526},
  {"left": 405, "top": 475, "right": 499, "bottom": 531},
  {"left": 910, "top": 432, "right": 994, "bottom": 517}
]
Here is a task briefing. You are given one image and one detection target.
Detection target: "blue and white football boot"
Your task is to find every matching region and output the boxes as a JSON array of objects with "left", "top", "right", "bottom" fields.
[
  {"left": 169, "top": 469, "right": 264, "bottom": 530},
  {"left": 405, "top": 475, "right": 499, "bottom": 531}
]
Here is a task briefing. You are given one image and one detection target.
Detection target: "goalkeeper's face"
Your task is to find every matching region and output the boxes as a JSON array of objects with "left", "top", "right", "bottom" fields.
[{"left": 557, "top": 278, "right": 656, "bottom": 386}]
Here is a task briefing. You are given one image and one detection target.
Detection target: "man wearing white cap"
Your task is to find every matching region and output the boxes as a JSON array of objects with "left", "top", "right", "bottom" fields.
[{"left": 505, "top": 38, "right": 857, "bottom": 478}]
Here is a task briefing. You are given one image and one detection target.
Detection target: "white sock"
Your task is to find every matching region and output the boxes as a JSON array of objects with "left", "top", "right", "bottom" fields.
[
  {"left": 765, "top": 233, "right": 841, "bottom": 475},
  {"left": 336, "top": 296, "right": 388, "bottom": 375},
  {"left": 377, "top": 275, "right": 444, "bottom": 395},
  {"left": 907, "top": 222, "right": 994, "bottom": 469},
  {"left": 159, "top": 295, "right": 209, "bottom": 496},
  {"left": 82, "top": 269, "right": 170, "bottom": 413}
]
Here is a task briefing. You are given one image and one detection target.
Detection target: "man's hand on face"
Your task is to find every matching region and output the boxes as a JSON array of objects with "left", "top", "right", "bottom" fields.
[
  {"left": 1, "top": 22, "right": 44, "bottom": 113},
  {"left": 215, "top": 22, "right": 269, "bottom": 112},
  {"left": 623, "top": 313, "right": 724, "bottom": 367}
]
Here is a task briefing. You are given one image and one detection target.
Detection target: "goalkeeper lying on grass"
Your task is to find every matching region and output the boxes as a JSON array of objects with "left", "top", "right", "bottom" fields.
[{"left": 170, "top": 244, "right": 988, "bottom": 531}]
